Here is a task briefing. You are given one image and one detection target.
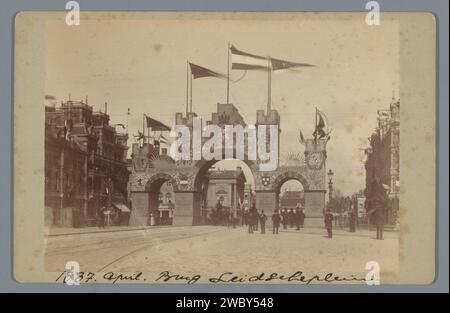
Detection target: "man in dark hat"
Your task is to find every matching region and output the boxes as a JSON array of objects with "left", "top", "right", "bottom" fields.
[
  {"left": 375, "top": 202, "right": 385, "bottom": 240},
  {"left": 281, "top": 209, "right": 288, "bottom": 230},
  {"left": 248, "top": 204, "right": 257, "bottom": 234},
  {"left": 249, "top": 205, "right": 258, "bottom": 232},
  {"left": 288, "top": 209, "right": 295, "bottom": 228},
  {"left": 300, "top": 208, "right": 306, "bottom": 229},
  {"left": 272, "top": 210, "right": 281, "bottom": 234},
  {"left": 259, "top": 210, "right": 267, "bottom": 234},
  {"left": 295, "top": 208, "right": 301, "bottom": 230},
  {"left": 324, "top": 209, "right": 334, "bottom": 238}
]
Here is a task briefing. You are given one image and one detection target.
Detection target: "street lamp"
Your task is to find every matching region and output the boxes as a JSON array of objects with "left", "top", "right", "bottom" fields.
[{"left": 327, "top": 169, "right": 334, "bottom": 206}]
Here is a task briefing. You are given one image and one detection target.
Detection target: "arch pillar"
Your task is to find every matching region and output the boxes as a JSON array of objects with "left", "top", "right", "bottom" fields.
[
  {"left": 173, "top": 190, "right": 202, "bottom": 226},
  {"left": 255, "top": 190, "right": 278, "bottom": 225},
  {"left": 304, "top": 190, "right": 327, "bottom": 217},
  {"left": 129, "top": 191, "right": 150, "bottom": 226}
]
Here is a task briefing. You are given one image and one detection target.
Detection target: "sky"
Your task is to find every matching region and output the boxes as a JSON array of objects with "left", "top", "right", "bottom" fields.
[{"left": 44, "top": 13, "right": 399, "bottom": 196}]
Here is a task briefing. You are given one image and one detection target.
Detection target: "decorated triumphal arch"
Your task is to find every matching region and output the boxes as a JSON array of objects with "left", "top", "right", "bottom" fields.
[{"left": 128, "top": 104, "right": 328, "bottom": 226}]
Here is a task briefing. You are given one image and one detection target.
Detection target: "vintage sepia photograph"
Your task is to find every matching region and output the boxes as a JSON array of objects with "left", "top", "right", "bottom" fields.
[{"left": 13, "top": 11, "right": 436, "bottom": 285}]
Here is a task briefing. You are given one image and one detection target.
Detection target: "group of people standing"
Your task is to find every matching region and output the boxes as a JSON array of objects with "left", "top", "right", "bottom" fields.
[
  {"left": 245, "top": 205, "right": 306, "bottom": 235},
  {"left": 245, "top": 206, "right": 266, "bottom": 234},
  {"left": 279, "top": 208, "right": 306, "bottom": 231}
]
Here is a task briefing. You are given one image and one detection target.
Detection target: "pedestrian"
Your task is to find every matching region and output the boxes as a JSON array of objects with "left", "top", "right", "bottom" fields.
[
  {"left": 243, "top": 210, "right": 248, "bottom": 226},
  {"left": 295, "top": 209, "right": 301, "bottom": 230},
  {"left": 250, "top": 205, "right": 258, "bottom": 232},
  {"left": 232, "top": 208, "right": 237, "bottom": 229},
  {"left": 348, "top": 208, "right": 356, "bottom": 233},
  {"left": 253, "top": 210, "right": 259, "bottom": 232},
  {"left": 272, "top": 210, "right": 281, "bottom": 234},
  {"left": 226, "top": 210, "right": 231, "bottom": 228},
  {"left": 299, "top": 208, "right": 306, "bottom": 228},
  {"left": 149, "top": 212, "right": 155, "bottom": 226},
  {"left": 259, "top": 210, "right": 267, "bottom": 234},
  {"left": 324, "top": 209, "right": 334, "bottom": 238},
  {"left": 375, "top": 204, "right": 385, "bottom": 240},
  {"left": 248, "top": 204, "right": 257, "bottom": 234},
  {"left": 281, "top": 209, "right": 288, "bottom": 229},
  {"left": 369, "top": 179, "right": 389, "bottom": 240},
  {"left": 288, "top": 209, "right": 295, "bottom": 228}
]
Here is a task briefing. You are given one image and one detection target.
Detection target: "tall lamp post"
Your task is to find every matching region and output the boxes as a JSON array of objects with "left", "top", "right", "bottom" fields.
[{"left": 327, "top": 169, "right": 334, "bottom": 208}]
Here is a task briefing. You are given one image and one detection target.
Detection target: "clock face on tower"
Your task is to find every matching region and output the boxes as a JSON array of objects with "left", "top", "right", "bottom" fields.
[{"left": 306, "top": 151, "right": 324, "bottom": 170}]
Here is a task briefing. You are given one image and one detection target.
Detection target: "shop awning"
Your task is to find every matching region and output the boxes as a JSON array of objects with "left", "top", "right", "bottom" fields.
[{"left": 113, "top": 203, "right": 131, "bottom": 213}]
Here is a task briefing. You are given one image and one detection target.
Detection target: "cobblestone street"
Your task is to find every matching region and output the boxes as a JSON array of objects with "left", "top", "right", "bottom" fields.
[{"left": 45, "top": 221, "right": 399, "bottom": 284}]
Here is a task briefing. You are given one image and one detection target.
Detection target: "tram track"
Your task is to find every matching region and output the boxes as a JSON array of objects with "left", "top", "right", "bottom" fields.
[
  {"left": 44, "top": 226, "right": 225, "bottom": 272},
  {"left": 97, "top": 228, "right": 224, "bottom": 272}
]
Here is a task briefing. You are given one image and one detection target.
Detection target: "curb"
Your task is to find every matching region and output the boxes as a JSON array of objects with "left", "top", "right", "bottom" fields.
[{"left": 46, "top": 226, "right": 164, "bottom": 237}]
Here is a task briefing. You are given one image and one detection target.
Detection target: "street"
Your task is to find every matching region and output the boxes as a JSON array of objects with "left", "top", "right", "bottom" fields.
[{"left": 45, "top": 221, "right": 399, "bottom": 283}]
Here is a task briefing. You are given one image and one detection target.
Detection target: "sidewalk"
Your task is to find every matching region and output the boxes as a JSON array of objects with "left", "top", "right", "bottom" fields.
[
  {"left": 46, "top": 218, "right": 398, "bottom": 237},
  {"left": 45, "top": 225, "right": 161, "bottom": 237}
]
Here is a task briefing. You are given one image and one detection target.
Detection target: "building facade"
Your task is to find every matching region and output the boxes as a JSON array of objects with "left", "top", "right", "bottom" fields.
[
  {"left": 156, "top": 181, "right": 175, "bottom": 225},
  {"left": 45, "top": 100, "right": 130, "bottom": 227},
  {"left": 364, "top": 98, "right": 400, "bottom": 225},
  {"left": 205, "top": 167, "right": 246, "bottom": 212}
]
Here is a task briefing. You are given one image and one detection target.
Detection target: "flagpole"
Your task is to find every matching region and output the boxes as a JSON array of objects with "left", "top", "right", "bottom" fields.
[
  {"left": 314, "top": 107, "right": 318, "bottom": 145},
  {"left": 190, "top": 68, "right": 193, "bottom": 113},
  {"left": 186, "top": 61, "right": 189, "bottom": 115},
  {"left": 126, "top": 108, "right": 130, "bottom": 136},
  {"left": 142, "top": 113, "right": 145, "bottom": 145},
  {"left": 227, "top": 42, "right": 230, "bottom": 105},
  {"left": 267, "top": 57, "right": 271, "bottom": 114}
]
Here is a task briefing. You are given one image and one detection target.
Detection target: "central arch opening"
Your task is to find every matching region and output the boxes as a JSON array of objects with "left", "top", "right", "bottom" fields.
[
  {"left": 194, "top": 159, "right": 255, "bottom": 226},
  {"left": 145, "top": 175, "right": 176, "bottom": 226},
  {"left": 277, "top": 179, "right": 305, "bottom": 228}
]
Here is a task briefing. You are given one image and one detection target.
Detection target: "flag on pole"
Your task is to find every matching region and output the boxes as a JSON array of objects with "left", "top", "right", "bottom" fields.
[
  {"left": 145, "top": 115, "right": 170, "bottom": 131},
  {"left": 189, "top": 62, "right": 229, "bottom": 80},
  {"left": 317, "top": 108, "right": 329, "bottom": 133},
  {"left": 313, "top": 109, "right": 329, "bottom": 139},
  {"left": 230, "top": 45, "right": 315, "bottom": 71},
  {"left": 314, "top": 114, "right": 326, "bottom": 139},
  {"left": 299, "top": 130, "right": 305, "bottom": 144},
  {"left": 230, "top": 45, "right": 269, "bottom": 71},
  {"left": 270, "top": 57, "right": 315, "bottom": 71}
]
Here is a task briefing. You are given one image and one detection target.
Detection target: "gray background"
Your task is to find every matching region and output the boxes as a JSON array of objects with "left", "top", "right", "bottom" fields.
[{"left": 0, "top": 0, "right": 448, "bottom": 293}]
